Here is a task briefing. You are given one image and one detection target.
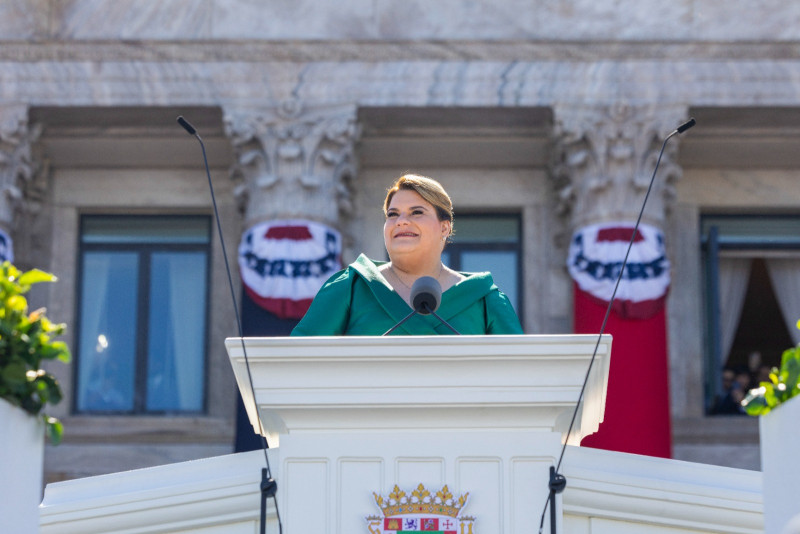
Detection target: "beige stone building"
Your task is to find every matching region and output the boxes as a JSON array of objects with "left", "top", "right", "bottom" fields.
[{"left": 2, "top": 1, "right": 799, "bottom": 483}]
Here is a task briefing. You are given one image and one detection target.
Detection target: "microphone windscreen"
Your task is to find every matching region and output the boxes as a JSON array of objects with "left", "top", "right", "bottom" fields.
[
  {"left": 177, "top": 116, "right": 197, "bottom": 135},
  {"left": 411, "top": 276, "right": 442, "bottom": 315},
  {"left": 676, "top": 117, "right": 696, "bottom": 134}
]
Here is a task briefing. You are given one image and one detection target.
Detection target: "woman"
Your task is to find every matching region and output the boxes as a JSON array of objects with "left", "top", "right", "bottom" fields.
[{"left": 291, "top": 174, "right": 522, "bottom": 335}]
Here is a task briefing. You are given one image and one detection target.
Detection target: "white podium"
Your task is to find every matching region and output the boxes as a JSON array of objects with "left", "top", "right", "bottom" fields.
[
  {"left": 225, "top": 334, "right": 611, "bottom": 534},
  {"left": 41, "top": 334, "right": 763, "bottom": 534}
]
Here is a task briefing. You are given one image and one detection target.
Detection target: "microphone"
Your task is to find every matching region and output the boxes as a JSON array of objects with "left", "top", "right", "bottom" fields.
[
  {"left": 177, "top": 115, "right": 283, "bottom": 534},
  {"left": 675, "top": 117, "right": 696, "bottom": 134},
  {"left": 537, "top": 117, "right": 697, "bottom": 534},
  {"left": 411, "top": 276, "right": 441, "bottom": 314},
  {"left": 383, "top": 276, "right": 460, "bottom": 335},
  {"left": 177, "top": 116, "right": 197, "bottom": 136}
]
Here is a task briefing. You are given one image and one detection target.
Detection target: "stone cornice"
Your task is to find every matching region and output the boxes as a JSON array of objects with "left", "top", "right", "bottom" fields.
[
  {"left": 4, "top": 40, "right": 800, "bottom": 63},
  {"left": 5, "top": 58, "right": 800, "bottom": 110}
]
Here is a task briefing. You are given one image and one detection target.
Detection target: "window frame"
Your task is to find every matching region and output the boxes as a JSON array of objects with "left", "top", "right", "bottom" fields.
[
  {"left": 701, "top": 213, "right": 800, "bottom": 413},
  {"left": 442, "top": 212, "right": 524, "bottom": 324},
  {"left": 73, "top": 214, "right": 213, "bottom": 416}
]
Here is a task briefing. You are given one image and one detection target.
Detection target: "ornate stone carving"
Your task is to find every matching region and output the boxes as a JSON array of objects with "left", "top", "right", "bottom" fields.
[
  {"left": 0, "top": 105, "right": 43, "bottom": 232},
  {"left": 551, "top": 104, "right": 687, "bottom": 231},
  {"left": 223, "top": 100, "right": 361, "bottom": 228}
]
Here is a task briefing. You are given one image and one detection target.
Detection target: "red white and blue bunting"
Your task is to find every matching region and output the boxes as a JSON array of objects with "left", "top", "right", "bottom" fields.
[
  {"left": 238, "top": 219, "right": 342, "bottom": 320},
  {"left": 567, "top": 221, "right": 670, "bottom": 319}
]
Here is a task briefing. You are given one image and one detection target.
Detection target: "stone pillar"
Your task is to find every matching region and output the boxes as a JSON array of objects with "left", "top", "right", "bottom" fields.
[
  {"left": 224, "top": 100, "right": 362, "bottom": 447},
  {"left": 224, "top": 100, "right": 361, "bottom": 234},
  {"left": 551, "top": 103, "right": 689, "bottom": 459},
  {"left": 0, "top": 104, "right": 43, "bottom": 263}
]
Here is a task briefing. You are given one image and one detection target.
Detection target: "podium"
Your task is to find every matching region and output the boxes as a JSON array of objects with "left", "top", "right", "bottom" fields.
[
  {"left": 41, "top": 334, "right": 762, "bottom": 534},
  {"left": 225, "top": 334, "right": 611, "bottom": 533}
]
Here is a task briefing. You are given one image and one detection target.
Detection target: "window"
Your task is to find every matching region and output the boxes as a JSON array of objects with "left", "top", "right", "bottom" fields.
[
  {"left": 701, "top": 214, "right": 800, "bottom": 414},
  {"left": 441, "top": 214, "right": 522, "bottom": 320},
  {"left": 75, "top": 215, "right": 211, "bottom": 414}
]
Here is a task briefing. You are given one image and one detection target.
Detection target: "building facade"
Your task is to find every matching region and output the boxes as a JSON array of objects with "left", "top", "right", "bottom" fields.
[{"left": 3, "top": 0, "right": 799, "bottom": 482}]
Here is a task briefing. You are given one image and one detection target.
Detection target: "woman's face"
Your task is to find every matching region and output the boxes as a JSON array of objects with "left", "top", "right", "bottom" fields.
[{"left": 384, "top": 189, "right": 450, "bottom": 262}]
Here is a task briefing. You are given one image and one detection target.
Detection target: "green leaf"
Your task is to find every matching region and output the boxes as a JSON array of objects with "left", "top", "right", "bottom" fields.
[
  {"left": 0, "top": 262, "right": 68, "bottom": 444},
  {"left": 6, "top": 295, "right": 27, "bottom": 312},
  {"left": 44, "top": 416, "right": 63, "bottom": 446},
  {"left": 17, "top": 269, "right": 56, "bottom": 286},
  {"left": 742, "top": 386, "right": 770, "bottom": 415},
  {"left": 1, "top": 362, "right": 27, "bottom": 386}
]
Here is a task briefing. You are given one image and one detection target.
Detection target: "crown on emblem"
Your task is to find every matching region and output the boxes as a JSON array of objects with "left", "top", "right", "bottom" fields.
[{"left": 373, "top": 484, "right": 469, "bottom": 519}]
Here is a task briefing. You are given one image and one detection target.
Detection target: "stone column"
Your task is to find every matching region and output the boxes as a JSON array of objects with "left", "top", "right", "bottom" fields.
[
  {"left": 223, "top": 100, "right": 361, "bottom": 241},
  {"left": 551, "top": 103, "right": 689, "bottom": 459},
  {"left": 0, "top": 104, "right": 43, "bottom": 263},
  {"left": 224, "top": 101, "right": 363, "bottom": 447}
]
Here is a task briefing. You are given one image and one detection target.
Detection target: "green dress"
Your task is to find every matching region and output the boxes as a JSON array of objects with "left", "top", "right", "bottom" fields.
[{"left": 291, "top": 254, "right": 523, "bottom": 336}]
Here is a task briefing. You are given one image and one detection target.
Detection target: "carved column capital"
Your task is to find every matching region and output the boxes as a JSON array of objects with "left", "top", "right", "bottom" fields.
[
  {"left": 551, "top": 103, "right": 688, "bottom": 231},
  {"left": 0, "top": 104, "right": 42, "bottom": 233},
  {"left": 223, "top": 100, "right": 361, "bottom": 229}
]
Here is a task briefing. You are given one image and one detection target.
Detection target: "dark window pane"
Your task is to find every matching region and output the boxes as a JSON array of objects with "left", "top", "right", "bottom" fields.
[
  {"left": 701, "top": 214, "right": 800, "bottom": 414},
  {"left": 452, "top": 217, "right": 520, "bottom": 243},
  {"left": 462, "top": 250, "right": 519, "bottom": 312},
  {"left": 444, "top": 214, "right": 522, "bottom": 322}
]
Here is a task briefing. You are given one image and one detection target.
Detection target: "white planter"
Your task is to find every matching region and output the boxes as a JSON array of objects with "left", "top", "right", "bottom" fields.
[
  {"left": 760, "top": 394, "right": 800, "bottom": 534},
  {"left": 0, "top": 398, "right": 45, "bottom": 534}
]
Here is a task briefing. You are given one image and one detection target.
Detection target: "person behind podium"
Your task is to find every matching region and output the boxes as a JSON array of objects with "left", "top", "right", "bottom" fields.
[{"left": 291, "top": 174, "right": 523, "bottom": 335}]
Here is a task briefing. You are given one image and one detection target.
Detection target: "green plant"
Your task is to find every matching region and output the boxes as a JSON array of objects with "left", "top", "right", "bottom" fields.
[
  {"left": 0, "top": 261, "right": 71, "bottom": 444},
  {"left": 742, "top": 334, "right": 800, "bottom": 417}
]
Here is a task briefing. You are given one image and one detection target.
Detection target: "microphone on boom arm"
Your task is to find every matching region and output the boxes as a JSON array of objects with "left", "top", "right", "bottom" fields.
[
  {"left": 537, "top": 116, "right": 697, "bottom": 534},
  {"left": 176, "top": 115, "right": 282, "bottom": 534}
]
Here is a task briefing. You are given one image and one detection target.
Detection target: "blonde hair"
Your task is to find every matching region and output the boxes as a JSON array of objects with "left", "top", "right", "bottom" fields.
[{"left": 383, "top": 175, "right": 454, "bottom": 231}]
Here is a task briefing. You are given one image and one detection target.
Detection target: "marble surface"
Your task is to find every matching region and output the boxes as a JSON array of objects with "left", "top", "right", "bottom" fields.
[
  {"left": 1, "top": 58, "right": 800, "bottom": 111},
  {"left": 2, "top": 0, "right": 799, "bottom": 42}
]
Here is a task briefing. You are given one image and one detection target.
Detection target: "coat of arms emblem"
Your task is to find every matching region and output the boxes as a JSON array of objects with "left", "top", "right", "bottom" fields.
[{"left": 366, "top": 483, "right": 476, "bottom": 533}]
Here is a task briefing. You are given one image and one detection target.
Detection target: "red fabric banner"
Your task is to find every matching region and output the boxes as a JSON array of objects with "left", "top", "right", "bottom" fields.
[{"left": 574, "top": 283, "right": 672, "bottom": 458}]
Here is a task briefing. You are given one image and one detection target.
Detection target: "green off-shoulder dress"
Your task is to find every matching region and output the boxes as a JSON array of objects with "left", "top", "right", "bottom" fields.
[{"left": 291, "top": 254, "right": 523, "bottom": 336}]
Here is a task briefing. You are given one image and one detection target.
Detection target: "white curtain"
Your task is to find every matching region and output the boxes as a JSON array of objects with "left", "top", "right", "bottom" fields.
[
  {"left": 77, "top": 254, "right": 112, "bottom": 409},
  {"left": 718, "top": 258, "right": 753, "bottom": 364},
  {"left": 165, "top": 253, "right": 205, "bottom": 410},
  {"left": 765, "top": 258, "right": 800, "bottom": 345}
]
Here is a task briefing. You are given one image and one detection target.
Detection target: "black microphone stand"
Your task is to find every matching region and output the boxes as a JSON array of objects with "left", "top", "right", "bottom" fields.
[
  {"left": 537, "top": 117, "right": 696, "bottom": 534},
  {"left": 177, "top": 115, "right": 283, "bottom": 534},
  {"left": 426, "top": 304, "right": 460, "bottom": 335}
]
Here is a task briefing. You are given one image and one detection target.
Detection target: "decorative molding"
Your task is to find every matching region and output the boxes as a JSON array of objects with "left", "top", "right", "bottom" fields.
[
  {"left": 0, "top": 104, "right": 43, "bottom": 232},
  {"left": 5, "top": 41, "right": 800, "bottom": 63},
  {"left": 223, "top": 100, "right": 361, "bottom": 228},
  {"left": 551, "top": 104, "right": 687, "bottom": 230},
  {"left": 225, "top": 334, "right": 612, "bottom": 448}
]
